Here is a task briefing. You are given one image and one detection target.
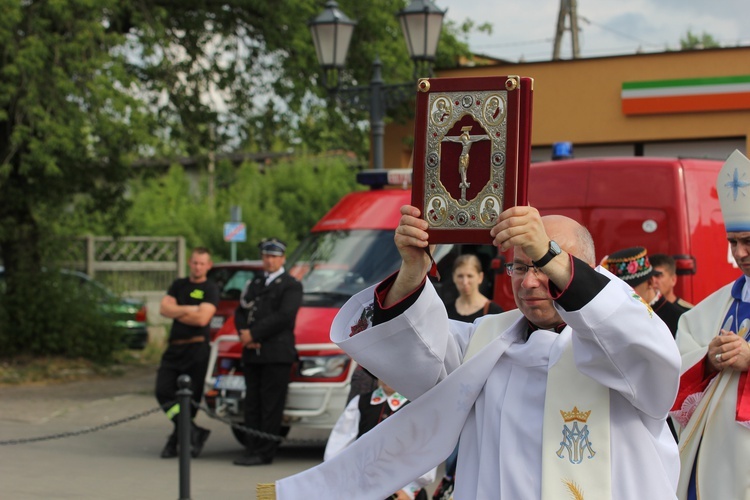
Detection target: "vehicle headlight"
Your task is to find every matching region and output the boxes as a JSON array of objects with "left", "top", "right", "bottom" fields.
[{"left": 297, "top": 354, "right": 349, "bottom": 378}]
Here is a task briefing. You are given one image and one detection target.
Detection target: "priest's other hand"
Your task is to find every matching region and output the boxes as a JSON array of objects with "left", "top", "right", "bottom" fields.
[
  {"left": 385, "top": 205, "right": 434, "bottom": 307},
  {"left": 490, "top": 205, "right": 549, "bottom": 262}
]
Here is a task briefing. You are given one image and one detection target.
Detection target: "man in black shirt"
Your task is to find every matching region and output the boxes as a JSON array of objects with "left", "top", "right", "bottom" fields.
[{"left": 156, "top": 247, "right": 219, "bottom": 458}]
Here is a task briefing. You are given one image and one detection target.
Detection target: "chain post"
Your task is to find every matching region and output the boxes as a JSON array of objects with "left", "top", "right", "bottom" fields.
[{"left": 177, "top": 374, "right": 192, "bottom": 500}]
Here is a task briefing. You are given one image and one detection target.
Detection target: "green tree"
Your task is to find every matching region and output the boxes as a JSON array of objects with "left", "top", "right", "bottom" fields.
[
  {"left": 116, "top": 0, "right": 474, "bottom": 158},
  {"left": 0, "top": 0, "right": 475, "bottom": 358},
  {"left": 680, "top": 30, "right": 721, "bottom": 50},
  {"left": 0, "top": 0, "right": 154, "bottom": 358},
  {"left": 123, "top": 155, "right": 362, "bottom": 263}
]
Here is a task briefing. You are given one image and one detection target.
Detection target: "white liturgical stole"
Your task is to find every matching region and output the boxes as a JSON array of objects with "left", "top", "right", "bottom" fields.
[
  {"left": 541, "top": 336, "right": 611, "bottom": 499},
  {"left": 273, "top": 312, "right": 613, "bottom": 500}
]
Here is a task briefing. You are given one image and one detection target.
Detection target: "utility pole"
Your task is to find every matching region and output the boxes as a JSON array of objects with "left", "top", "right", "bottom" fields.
[
  {"left": 208, "top": 124, "right": 216, "bottom": 206},
  {"left": 552, "top": 0, "right": 580, "bottom": 60}
]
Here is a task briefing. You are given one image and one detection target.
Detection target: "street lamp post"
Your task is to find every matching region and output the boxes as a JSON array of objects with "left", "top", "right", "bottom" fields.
[{"left": 308, "top": 0, "right": 446, "bottom": 171}]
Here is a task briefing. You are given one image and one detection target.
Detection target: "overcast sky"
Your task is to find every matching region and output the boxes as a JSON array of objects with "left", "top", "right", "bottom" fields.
[{"left": 438, "top": 0, "right": 750, "bottom": 62}]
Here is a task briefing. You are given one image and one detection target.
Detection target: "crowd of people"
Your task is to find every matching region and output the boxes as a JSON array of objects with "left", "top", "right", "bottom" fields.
[{"left": 152, "top": 151, "right": 750, "bottom": 500}]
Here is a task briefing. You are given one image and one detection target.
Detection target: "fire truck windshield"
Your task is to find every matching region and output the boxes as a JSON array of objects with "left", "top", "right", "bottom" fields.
[{"left": 286, "top": 229, "right": 402, "bottom": 307}]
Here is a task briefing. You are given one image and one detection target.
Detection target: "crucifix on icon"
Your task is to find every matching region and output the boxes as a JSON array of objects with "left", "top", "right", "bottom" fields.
[{"left": 442, "top": 126, "right": 490, "bottom": 203}]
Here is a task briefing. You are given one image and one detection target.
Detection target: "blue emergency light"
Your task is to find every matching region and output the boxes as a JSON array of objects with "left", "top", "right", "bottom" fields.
[{"left": 552, "top": 141, "right": 574, "bottom": 160}]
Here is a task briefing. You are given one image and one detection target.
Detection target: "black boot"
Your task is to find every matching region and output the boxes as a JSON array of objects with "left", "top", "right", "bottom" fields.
[
  {"left": 160, "top": 432, "right": 178, "bottom": 459},
  {"left": 233, "top": 453, "right": 272, "bottom": 466},
  {"left": 191, "top": 425, "right": 211, "bottom": 458}
]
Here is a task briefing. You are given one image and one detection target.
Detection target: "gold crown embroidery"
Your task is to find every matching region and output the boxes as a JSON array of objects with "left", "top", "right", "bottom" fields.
[{"left": 560, "top": 406, "right": 591, "bottom": 423}]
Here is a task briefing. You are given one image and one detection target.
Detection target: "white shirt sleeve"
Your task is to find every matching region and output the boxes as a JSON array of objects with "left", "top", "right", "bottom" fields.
[{"left": 323, "top": 396, "right": 360, "bottom": 462}]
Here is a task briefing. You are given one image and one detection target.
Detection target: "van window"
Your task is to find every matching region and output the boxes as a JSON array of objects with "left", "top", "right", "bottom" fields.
[
  {"left": 286, "top": 231, "right": 498, "bottom": 308},
  {"left": 208, "top": 268, "right": 261, "bottom": 301},
  {"left": 287, "top": 230, "right": 403, "bottom": 306}
]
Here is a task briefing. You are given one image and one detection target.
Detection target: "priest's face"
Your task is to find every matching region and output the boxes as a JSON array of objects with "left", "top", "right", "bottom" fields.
[
  {"left": 728, "top": 231, "right": 750, "bottom": 278},
  {"left": 510, "top": 247, "right": 563, "bottom": 329},
  {"left": 511, "top": 215, "right": 589, "bottom": 330}
]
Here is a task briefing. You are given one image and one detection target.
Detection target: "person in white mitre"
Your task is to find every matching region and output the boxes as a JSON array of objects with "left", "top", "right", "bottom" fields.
[
  {"left": 670, "top": 150, "right": 750, "bottom": 500},
  {"left": 269, "top": 205, "right": 681, "bottom": 500}
]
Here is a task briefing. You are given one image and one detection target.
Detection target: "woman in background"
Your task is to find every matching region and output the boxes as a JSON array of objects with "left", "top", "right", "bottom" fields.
[{"left": 445, "top": 254, "right": 503, "bottom": 322}]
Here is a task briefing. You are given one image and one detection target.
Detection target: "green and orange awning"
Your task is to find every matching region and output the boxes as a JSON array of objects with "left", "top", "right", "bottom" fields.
[{"left": 621, "top": 75, "right": 750, "bottom": 115}]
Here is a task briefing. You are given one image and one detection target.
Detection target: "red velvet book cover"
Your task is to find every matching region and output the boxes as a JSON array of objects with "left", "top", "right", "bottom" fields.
[{"left": 411, "top": 76, "right": 533, "bottom": 244}]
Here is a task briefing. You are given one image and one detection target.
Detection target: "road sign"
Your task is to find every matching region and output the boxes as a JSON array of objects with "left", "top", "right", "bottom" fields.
[{"left": 223, "top": 222, "right": 246, "bottom": 242}]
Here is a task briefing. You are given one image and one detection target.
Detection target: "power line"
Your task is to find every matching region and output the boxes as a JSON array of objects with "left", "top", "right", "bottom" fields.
[
  {"left": 578, "top": 15, "right": 661, "bottom": 47},
  {"left": 472, "top": 37, "right": 553, "bottom": 49},
  {"left": 462, "top": 9, "right": 750, "bottom": 63}
]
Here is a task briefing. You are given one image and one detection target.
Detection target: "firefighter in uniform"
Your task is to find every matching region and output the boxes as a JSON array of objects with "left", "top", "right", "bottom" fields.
[{"left": 233, "top": 238, "right": 303, "bottom": 466}]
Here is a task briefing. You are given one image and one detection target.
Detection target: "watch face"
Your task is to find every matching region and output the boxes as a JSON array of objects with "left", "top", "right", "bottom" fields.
[{"left": 550, "top": 240, "right": 561, "bottom": 255}]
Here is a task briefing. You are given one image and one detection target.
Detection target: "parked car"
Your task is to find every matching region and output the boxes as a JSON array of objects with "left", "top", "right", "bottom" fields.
[
  {"left": 0, "top": 267, "right": 149, "bottom": 350},
  {"left": 205, "top": 260, "right": 265, "bottom": 341}
]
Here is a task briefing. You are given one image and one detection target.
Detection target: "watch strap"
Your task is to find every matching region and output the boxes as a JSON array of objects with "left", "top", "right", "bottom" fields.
[{"left": 533, "top": 241, "right": 560, "bottom": 268}]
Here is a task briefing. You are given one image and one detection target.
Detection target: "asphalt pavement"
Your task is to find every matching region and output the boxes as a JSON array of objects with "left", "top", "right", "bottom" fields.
[{"left": 0, "top": 364, "right": 331, "bottom": 500}]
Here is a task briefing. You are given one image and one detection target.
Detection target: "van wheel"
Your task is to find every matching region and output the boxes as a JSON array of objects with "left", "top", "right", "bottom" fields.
[{"left": 231, "top": 425, "right": 291, "bottom": 446}]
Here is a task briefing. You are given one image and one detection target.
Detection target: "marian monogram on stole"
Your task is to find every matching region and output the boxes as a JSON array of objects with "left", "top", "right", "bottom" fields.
[
  {"left": 556, "top": 406, "right": 597, "bottom": 464},
  {"left": 553, "top": 405, "right": 599, "bottom": 499}
]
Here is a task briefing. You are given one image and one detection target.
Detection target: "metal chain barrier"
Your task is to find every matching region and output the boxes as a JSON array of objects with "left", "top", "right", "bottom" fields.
[
  {"left": 193, "top": 401, "right": 328, "bottom": 447},
  {"left": 0, "top": 406, "right": 163, "bottom": 446},
  {"left": 192, "top": 401, "right": 282, "bottom": 443},
  {"left": 0, "top": 402, "right": 327, "bottom": 447}
]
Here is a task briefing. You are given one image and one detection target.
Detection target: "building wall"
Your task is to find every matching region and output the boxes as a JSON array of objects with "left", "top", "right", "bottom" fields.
[{"left": 384, "top": 47, "right": 750, "bottom": 168}]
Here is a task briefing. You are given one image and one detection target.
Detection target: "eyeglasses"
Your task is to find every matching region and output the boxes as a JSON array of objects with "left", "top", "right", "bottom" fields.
[{"left": 505, "top": 262, "right": 542, "bottom": 277}]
